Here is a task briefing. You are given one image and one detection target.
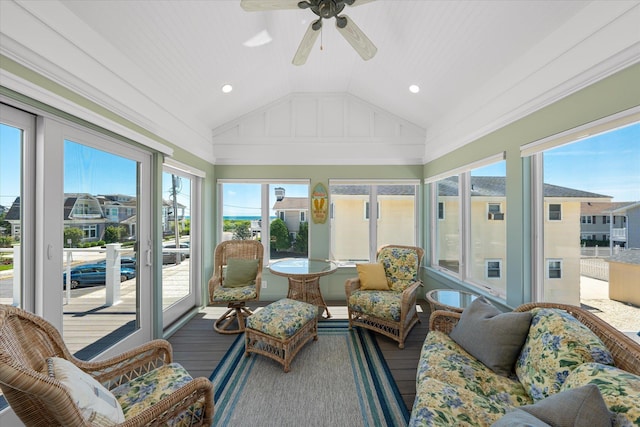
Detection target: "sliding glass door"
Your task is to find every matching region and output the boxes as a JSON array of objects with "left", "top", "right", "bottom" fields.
[
  {"left": 39, "top": 118, "right": 153, "bottom": 359},
  {"left": 162, "top": 164, "right": 201, "bottom": 327}
]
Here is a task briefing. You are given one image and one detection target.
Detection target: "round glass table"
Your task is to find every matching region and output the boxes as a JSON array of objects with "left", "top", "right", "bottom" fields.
[
  {"left": 426, "top": 289, "right": 479, "bottom": 313},
  {"left": 268, "top": 258, "right": 337, "bottom": 318}
]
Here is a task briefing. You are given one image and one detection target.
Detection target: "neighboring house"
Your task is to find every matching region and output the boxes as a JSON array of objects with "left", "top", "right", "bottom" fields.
[
  {"left": 580, "top": 201, "right": 639, "bottom": 248},
  {"left": 607, "top": 249, "right": 640, "bottom": 307},
  {"left": 64, "top": 194, "right": 107, "bottom": 242},
  {"left": 330, "top": 185, "right": 416, "bottom": 261},
  {"left": 162, "top": 198, "right": 186, "bottom": 235},
  {"left": 609, "top": 202, "right": 640, "bottom": 249},
  {"left": 4, "top": 197, "right": 21, "bottom": 240},
  {"left": 6, "top": 194, "right": 139, "bottom": 243},
  {"left": 272, "top": 188, "right": 309, "bottom": 242},
  {"left": 98, "top": 194, "right": 137, "bottom": 238},
  {"left": 437, "top": 177, "right": 610, "bottom": 305}
]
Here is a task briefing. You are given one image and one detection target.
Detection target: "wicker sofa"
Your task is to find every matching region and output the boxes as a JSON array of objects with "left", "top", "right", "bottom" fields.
[{"left": 409, "top": 302, "right": 640, "bottom": 427}]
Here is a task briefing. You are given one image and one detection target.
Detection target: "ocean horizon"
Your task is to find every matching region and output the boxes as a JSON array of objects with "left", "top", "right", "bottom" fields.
[{"left": 223, "top": 216, "right": 275, "bottom": 221}]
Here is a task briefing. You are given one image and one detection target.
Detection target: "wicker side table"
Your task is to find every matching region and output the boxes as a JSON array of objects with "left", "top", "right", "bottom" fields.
[{"left": 426, "top": 289, "right": 479, "bottom": 313}]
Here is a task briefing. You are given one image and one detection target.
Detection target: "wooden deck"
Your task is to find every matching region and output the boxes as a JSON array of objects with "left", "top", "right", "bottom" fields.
[{"left": 167, "top": 300, "right": 431, "bottom": 411}]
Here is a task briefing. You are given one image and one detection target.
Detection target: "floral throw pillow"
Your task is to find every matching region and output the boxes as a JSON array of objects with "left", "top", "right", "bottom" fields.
[{"left": 515, "top": 308, "right": 614, "bottom": 402}]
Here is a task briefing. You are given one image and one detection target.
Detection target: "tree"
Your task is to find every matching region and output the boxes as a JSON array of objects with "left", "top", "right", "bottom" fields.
[
  {"left": 104, "top": 225, "right": 125, "bottom": 243},
  {"left": 294, "top": 221, "right": 308, "bottom": 254},
  {"left": 232, "top": 221, "right": 252, "bottom": 240},
  {"left": 64, "top": 227, "right": 84, "bottom": 248},
  {"left": 270, "top": 218, "right": 290, "bottom": 251}
]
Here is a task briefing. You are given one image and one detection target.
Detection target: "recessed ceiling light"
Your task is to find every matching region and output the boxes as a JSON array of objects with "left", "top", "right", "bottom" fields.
[
  {"left": 409, "top": 85, "right": 420, "bottom": 94},
  {"left": 221, "top": 84, "right": 233, "bottom": 93}
]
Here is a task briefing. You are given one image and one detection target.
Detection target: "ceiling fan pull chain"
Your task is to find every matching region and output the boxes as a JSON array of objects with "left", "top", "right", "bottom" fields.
[{"left": 320, "top": 25, "right": 324, "bottom": 51}]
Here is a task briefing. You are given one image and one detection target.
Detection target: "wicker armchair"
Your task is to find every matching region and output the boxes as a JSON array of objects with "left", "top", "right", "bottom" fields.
[
  {"left": 208, "top": 239, "right": 263, "bottom": 334},
  {"left": 429, "top": 302, "right": 640, "bottom": 375},
  {"left": 0, "top": 304, "right": 213, "bottom": 426},
  {"left": 345, "top": 244, "right": 424, "bottom": 348}
]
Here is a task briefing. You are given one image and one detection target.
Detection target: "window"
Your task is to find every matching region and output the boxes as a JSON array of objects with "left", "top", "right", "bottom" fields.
[
  {"left": 330, "top": 180, "right": 418, "bottom": 262},
  {"left": 547, "top": 259, "right": 562, "bottom": 279},
  {"left": 82, "top": 225, "right": 97, "bottom": 239},
  {"left": 364, "top": 201, "right": 380, "bottom": 220},
  {"left": 429, "top": 154, "right": 506, "bottom": 297},
  {"left": 487, "top": 203, "right": 504, "bottom": 220},
  {"left": 523, "top": 110, "right": 639, "bottom": 336},
  {"left": 548, "top": 204, "right": 562, "bottom": 221},
  {"left": 433, "top": 175, "right": 460, "bottom": 274},
  {"left": 437, "top": 202, "right": 445, "bottom": 220},
  {"left": 486, "top": 260, "right": 502, "bottom": 279},
  {"left": 581, "top": 215, "right": 592, "bottom": 224},
  {"left": 219, "top": 181, "right": 309, "bottom": 261},
  {"left": 0, "top": 105, "right": 35, "bottom": 311}
]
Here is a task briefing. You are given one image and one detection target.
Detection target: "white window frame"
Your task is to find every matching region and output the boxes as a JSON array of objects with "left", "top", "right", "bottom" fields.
[
  {"left": 523, "top": 107, "right": 640, "bottom": 303},
  {"left": 161, "top": 160, "right": 204, "bottom": 328},
  {"left": 487, "top": 203, "right": 504, "bottom": 220},
  {"left": 300, "top": 211, "right": 306, "bottom": 222},
  {"left": 217, "top": 179, "right": 310, "bottom": 264},
  {"left": 546, "top": 259, "right": 563, "bottom": 279},
  {"left": 485, "top": 259, "right": 502, "bottom": 279},
  {"left": 548, "top": 203, "right": 562, "bottom": 221},
  {"left": 437, "top": 201, "right": 445, "bottom": 220},
  {"left": 364, "top": 201, "right": 380, "bottom": 220},
  {"left": 426, "top": 152, "right": 507, "bottom": 296},
  {"left": 330, "top": 179, "right": 420, "bottom": 262}
]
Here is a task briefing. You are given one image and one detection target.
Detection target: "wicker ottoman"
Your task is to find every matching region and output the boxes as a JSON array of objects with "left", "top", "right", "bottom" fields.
[{"left": 245, "top": 298, "right": 318, "bottom": 372}]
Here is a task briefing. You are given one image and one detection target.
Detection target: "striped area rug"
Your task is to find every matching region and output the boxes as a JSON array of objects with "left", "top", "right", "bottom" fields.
[{"left": 209, "top": 320, "right": 409, "bottom": 427}]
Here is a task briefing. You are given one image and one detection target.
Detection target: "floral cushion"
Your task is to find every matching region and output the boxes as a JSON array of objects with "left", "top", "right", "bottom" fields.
[
  {"left": 348, "top": 290, "right": 402, "bottom": 321},
  {"left": 417, "top": 331, "right": 532, "bottom": 407},
  {"left": 112, "top": 363, "right": 204, "bottom": 425},
  {"left": 212, "top": 283, "right": 257, "bottom": 302},
  {"left": 246, "top": 298, "right": 317, "bottom": 340},
  {"left": 410, "top": 377, "right": 511, "bottom": 427},
  {"left": 515, "top": 308, "right": 614, "bottom": 402},
  {"left": 378, "top": 246, "right": 421, "bottom": 291},
  {"left": 561, "top": 362, "right": 640, "bottom": 427}
]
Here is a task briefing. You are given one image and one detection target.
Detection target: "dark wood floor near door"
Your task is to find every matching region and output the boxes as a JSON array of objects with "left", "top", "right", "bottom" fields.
[{"left": 167, "top": 300, "right": 431, "bottom": 411}]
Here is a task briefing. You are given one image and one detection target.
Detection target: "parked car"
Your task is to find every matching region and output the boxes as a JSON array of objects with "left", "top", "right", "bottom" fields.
[
  {"left": 162, "top": 251, "right": 186, "bottom": 265},
  {"left": 163, "top": 242, "right": 190, "bottom": 258},
  {"left": 96, "top": 256, "right": 137, "bottom": 270},
  {"left": 63, "top": 263, "right": 136, "bottom": 289}
]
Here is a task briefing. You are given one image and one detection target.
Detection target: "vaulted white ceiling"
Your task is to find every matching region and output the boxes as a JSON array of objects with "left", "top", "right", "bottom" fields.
[{"left": 1, "top": 0, "right": 639, "bottom": 164}]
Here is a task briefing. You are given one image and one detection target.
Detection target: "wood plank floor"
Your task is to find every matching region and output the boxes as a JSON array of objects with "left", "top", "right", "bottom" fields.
[{"left": 167, "top": 300, "right": 432, "bottom": 411}]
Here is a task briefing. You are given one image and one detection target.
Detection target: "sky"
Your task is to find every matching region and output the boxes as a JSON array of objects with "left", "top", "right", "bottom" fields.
[
  {"left": 1, "top": 122, "right": 639, "bottom": 212},
  {"left": 222, "top": 183, "right": 309, "bottom": 217}
]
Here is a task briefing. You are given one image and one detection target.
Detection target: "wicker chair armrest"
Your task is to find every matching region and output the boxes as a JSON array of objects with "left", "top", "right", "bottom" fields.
[
  {"left": 254, "top": 269, "right": 262, "bottom": 300},
  {"left": 208, "top": 275, "right": 221, "bottom": 304},
  {"left": 344, "top": 277, "right": 361, "bottom": 299},
  {"left": 400, "top": 281, "right": 422, "bottom": 308},
  {"left": 118, "top": 376, "right": 214, "bottom": 427},
  {"left": 74, "top": 339, "right": 173, "bottom": 387},
  {"left": 429, "top": 310, "right": 461, "bottom": 335}
]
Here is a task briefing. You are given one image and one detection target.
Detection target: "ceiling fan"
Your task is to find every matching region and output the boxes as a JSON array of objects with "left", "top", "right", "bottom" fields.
[{"left": 240, "top": 0, "right": 377, "bottom": 65}]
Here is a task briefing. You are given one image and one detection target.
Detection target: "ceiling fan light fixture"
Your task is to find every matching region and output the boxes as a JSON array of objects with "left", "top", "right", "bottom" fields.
[
  {"left": 409, "top": 84, "right": 420, "bottom": 94},
  {"left": 221, "top": 84, "right": 233, "bottom": 93}
]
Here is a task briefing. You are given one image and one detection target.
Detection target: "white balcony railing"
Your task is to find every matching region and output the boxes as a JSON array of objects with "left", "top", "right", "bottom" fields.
[{"left": 611, "top": 228, "right": 627, "bottom": 241}]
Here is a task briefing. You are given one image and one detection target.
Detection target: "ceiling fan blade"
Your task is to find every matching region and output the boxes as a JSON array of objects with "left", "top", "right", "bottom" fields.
[
  {"left": 348, "top": 0, "right": 377, "bottom": 6},
  {"left": 292, "top": 22, "right": 320, "bottom": 66},
  {"left": 336, "top": 15, "right": 377, "bottom": 61},
  {"left": 240, "top": 0, "right": 301, "bottom": 12}
]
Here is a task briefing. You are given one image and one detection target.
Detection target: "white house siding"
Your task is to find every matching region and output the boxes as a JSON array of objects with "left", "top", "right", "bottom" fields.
[{"left": 544, "top": 200, "right": 582, "bottom": 305}]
